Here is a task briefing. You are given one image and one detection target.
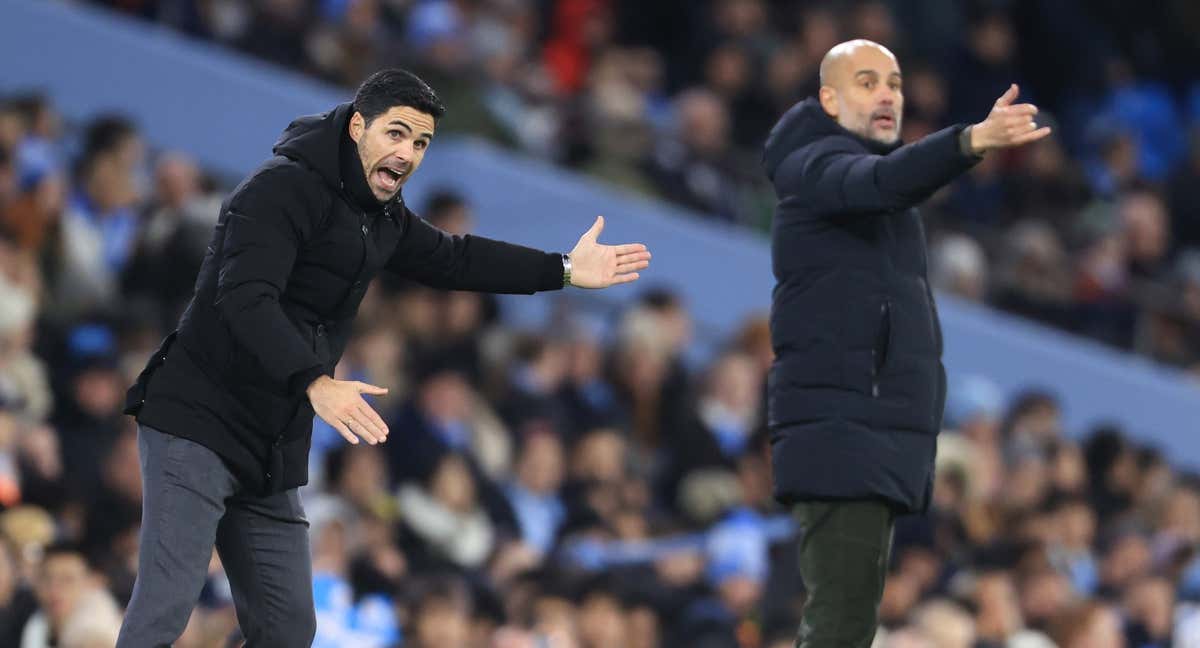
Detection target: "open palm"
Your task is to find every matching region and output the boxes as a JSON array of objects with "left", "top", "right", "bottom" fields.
[{"left": 567, "top": 216, "right": 651, "bottom": 289}]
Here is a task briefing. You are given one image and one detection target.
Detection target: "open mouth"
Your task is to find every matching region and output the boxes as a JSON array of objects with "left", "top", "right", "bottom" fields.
[
  {"left": 375, "top": 166, "right": 405, "bottom": 192},
  {"left": 871, "top": 111, "right": 896, "bottom": 130}
]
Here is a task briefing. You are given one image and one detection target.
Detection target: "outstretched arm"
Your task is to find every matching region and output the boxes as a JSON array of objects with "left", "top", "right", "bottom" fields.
[
  {"left": 387, "top": 211, "right": 650, "bottom": 291},
  {"left": 777, "top": 83, "right": 1051, "bottom": 215}
]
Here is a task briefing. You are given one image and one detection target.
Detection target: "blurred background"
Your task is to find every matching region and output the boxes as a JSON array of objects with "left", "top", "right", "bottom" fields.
[{"left": 0, "top": 0, "right": 1199, "bottom": 646}]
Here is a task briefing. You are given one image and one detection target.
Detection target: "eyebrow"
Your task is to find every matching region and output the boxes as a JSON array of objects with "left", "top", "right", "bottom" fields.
[
  {"left": 855, "top": 70, "right": 902, "bottom": 80},
  {"left": 387, "top": 119, "right": 434, "bottom": 140}
]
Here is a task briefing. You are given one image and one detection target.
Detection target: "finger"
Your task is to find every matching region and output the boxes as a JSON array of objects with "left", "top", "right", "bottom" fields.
[
  {"left": 1012, "top": 126, "right": 1052, "bottom": 145},
  {"left": 331, "top": 419, "right": 359, "bottom": 445},
  {"left": 585, "top": 215, "right": 605, "bottom": 241},
  {"left": 356, "top": 402, "right": 389, "bottom": 440},
  {"left": 1005, "top": 122, "right": 1035, "bottom": 137},
  {"left": 344, "top": 416, "right": 380, "bottom": 445},
  {"left": 615, "top": 250, "right": 652, "bottom": 264},
  {"left": 1007, "top": 103, "right": 1038, "bottom": 116},
  {"left": 612, "top": 272, "right": 641, "bottom": 284},
  {"left": 611, "top": 243, "right": 647, "bottom": 255},
  {"left": 355, "top": 381, "right": 389, "bottom": 396},
  {"left": 616, "top": 260, "right": 650, "bottom": 274},
  {"left": 994, "top": 83, "right": 1018, "bottom": 107},
  {"left": 350, "top": 410, "right": 386, "bottom": 446}
]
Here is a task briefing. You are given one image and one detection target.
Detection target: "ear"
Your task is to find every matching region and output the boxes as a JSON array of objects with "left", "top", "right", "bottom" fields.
[
  {"left": 349, "top": 112, "right": 366, "bottom": 144},
  {"left": 818, "top": 86, "right": 838, "bottom": 119}
]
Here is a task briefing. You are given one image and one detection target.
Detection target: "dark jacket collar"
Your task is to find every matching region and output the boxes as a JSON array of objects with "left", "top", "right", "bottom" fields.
[
  {"left": 272, "top": 102, "right": 400, "bottom": 215},
  {"left": 762, "top": 97, "right": 903, "bottom": 180}
]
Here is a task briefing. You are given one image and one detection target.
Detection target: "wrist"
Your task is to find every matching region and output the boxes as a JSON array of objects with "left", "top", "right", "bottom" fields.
[
  {"left": 306, "top": 374, "right": 331, "bottom": 398},
  {"left": 963, "top": 124, "right": 984, "bottom": 156},
  {"left": 561, "top": 253, "right": 572, "bottom": 288}
]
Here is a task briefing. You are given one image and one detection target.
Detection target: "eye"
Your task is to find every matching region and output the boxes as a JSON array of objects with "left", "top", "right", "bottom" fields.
[
  {"left": 388, "top": 130, "right": 401, "bottom": 139},
  {"left": 415, "top": 140, "right": 428, "bottom": 150},
  {"left": 861, "top": 79, "right": 875, "bottom": 89}
]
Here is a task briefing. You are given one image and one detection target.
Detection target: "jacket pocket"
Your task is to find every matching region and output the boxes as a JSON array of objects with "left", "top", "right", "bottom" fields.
[
  {"left": 872, "top": 299, "right": 893, "bottom": 383},
  {"left": 841, "top": 296, "right": 892, "bottom": 398}
]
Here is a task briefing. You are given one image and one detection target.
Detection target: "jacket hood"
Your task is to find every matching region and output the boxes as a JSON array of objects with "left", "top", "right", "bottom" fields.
[
  {"left": 762, "top": 97, "right": 902, "bottom": 180},
  {"left": 273, "top": 102, "right": 399, "bottom": 213},
  {"left": 272, "top": 103, "right": 355, "bottom": 191}
]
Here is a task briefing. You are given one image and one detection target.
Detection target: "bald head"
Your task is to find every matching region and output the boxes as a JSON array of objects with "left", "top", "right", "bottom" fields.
[
  {"left": 819, "top": 39, "right": 897, "bottom": 86},
  {"left": 818, "top": 39, "right": 904, "bottom": 144}
]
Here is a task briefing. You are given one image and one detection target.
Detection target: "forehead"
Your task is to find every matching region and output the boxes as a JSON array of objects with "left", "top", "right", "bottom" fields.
[
  {"left": 43, "top": 554, "right": 86, "bottom": 573},
  {"left": 848, "top": 46, "right": 901, "bottom": 76},
  {"left": 373, "top": 106, "right": 436, "bottom": 134}
]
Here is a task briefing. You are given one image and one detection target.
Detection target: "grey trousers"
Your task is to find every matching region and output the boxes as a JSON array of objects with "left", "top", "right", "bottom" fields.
[{"left": 116, "top": 425, "right": 316, "bottom": 648}]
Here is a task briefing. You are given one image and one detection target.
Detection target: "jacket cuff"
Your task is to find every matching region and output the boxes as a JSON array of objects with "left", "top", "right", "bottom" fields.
[
  {"left": 290, "top": 365, "right": 328, "bottom": 399},
  {"left": 538, "top": 252, "right": 566, "bottom": 292},
  {"left": 956, "top": 124, "right": 985, "bottom": 161}
]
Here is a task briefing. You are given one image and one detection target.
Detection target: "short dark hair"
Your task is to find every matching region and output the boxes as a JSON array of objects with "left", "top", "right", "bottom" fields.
[
  {"left": 40, "top": 540, "right": 89, "bottom": 570},
  {"left": 423, "top": 189, "right": 467, "bottom": 220},
  {"left": 75, "top": 114, "right": 138, "bottom": 178},
  {"left": 353, "top": 69, "right": 446, "bottom": 127}
]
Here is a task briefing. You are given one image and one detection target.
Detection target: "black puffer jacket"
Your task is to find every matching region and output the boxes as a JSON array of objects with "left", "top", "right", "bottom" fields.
[
  {"left": 762, "top": 98, "right": 981, "bottom": 513},
  {"left": 125, "top": 103, "right": 564, "bottom": 494}
]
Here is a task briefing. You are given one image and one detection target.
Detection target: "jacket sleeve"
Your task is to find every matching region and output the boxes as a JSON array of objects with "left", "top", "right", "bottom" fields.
[
  {"left": 777, "top": 125, "right": 981, "bottom": 215},
  {"left": 213, "top": 169, "right": 327, "bottom": 396},
  {"left": 385, "top": 207, "right": 564, "bottom": 294}
]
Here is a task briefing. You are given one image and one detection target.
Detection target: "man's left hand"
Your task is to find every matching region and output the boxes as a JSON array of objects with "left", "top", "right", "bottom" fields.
[{"left": 567, "top": 216, "right": 651, "bottom": 288}]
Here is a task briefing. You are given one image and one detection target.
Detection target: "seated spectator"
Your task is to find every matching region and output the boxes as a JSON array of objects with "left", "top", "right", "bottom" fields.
[
  {"left": 19, "top": 542, "right": 99, "bottom": 648},
  {"left": 397, "top": 453, "right": 496, "bottom": 571},
  {"left": 504, "top": 430, "right": 567, "bottom": 557},
  {"left": 51, "top": 116, "right": 144, "bottom": 322}
]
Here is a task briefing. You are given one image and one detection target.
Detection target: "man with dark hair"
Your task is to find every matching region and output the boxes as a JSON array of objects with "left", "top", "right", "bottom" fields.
[
  {"left": 55, "top": 114, "right": 145, "bottom": 319},
  {"left": 117, "top": 68, "right": 651, "bottom": 647},
  {"left": 423, "top": 188, "right": 472, "bottom": 235},
  {"left": 762, "top": 40, "right": 1049, "bottom": 647},
  {"left": 20, "top": 541, "right": 97, "bottom": 648}
]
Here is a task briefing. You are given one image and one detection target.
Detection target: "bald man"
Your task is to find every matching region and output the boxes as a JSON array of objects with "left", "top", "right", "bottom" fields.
[{"left": 761, "top": 40, "right": 1049, "bottom": 647}]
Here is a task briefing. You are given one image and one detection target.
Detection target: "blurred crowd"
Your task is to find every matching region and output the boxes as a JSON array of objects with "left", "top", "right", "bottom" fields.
[
  {"left": 5, "top": 90, "right": 1200, "bottom": 648},
  {"left": 1, "top": 1, "right": 1200, "bottom": 647},
  {"left": 83, "top": 0, "right": 1200, "bottom": 369}
]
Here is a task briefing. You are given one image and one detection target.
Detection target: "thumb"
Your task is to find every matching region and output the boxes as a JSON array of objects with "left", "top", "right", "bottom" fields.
[
  {"left": 355, "top": 381, "right": 389, "bottom": 395},
  {"left": 584, "top": 215, "right": 605, "bottom": 241},
  {"left": 994, "top": 83, "right": 1018, "bottom": 108}
]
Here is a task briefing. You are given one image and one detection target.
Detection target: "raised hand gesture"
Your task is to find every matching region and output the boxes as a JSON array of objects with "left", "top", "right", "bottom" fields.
[
  {"left": 968, "top": 84, "right": 1053, "bottom": 154},
  {"left": 566, "top": 216, "right": 652, "bottom": 289}
]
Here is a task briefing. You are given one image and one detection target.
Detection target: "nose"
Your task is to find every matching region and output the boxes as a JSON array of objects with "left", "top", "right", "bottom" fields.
[{"left": 394, "top": 139, "right": 413, "bottom": 163}]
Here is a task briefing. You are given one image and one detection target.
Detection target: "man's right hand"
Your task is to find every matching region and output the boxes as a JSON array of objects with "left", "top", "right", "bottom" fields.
[
  {"left": 306, "top": 376, "right": 390, "bottom": 445},
  {"left": 968, "top": 84, "right": 1053, "bottom": 154}
]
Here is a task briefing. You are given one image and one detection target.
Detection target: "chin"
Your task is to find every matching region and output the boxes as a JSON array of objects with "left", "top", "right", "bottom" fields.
[{"left": 880, "top": 126, "right": 903, "bottom": 143}]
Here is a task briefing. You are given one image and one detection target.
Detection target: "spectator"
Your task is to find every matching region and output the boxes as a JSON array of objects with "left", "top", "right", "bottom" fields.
[
  {"left": 1047, "top": 601, "right": 1125, "bottom": 648},
  {"left": 19, "top": 542, "right": 98, "bottom": 648},
  {"left": 404, "top": 574, "right": 474, "bottom": 648},
  {"left": 665, "top": 351, "right": 761, "bottom": 502},
  {"left": 505, "top": 430, "right": 567, "bottom": 557},
  {"left": 646, "top": 88, "right": 761, "bottom": 224},
  {"left": 397, "top": 453, "right": 496, "bottom": 570},
  {"left": 51, "top": 116, "right": 144, "bottom": 321},
  {"left": 930, "top": 233, "right": 989, "bottom": 301},
  {"left": 121, "top": 152, "right": 218, "bottom": 330}
]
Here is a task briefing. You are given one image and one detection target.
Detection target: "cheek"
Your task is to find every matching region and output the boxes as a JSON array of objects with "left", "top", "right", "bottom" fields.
[{"left": 409, "top": 151, "right": 427, "bottom": 172}]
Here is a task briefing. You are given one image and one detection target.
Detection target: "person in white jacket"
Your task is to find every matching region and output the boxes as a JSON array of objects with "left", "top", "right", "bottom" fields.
[
  {"left": 397, "top": 453, "right": 495, "bottom": 568},
  {"left": 20, "top": 543, "right": 110, "bottom": 648}
]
